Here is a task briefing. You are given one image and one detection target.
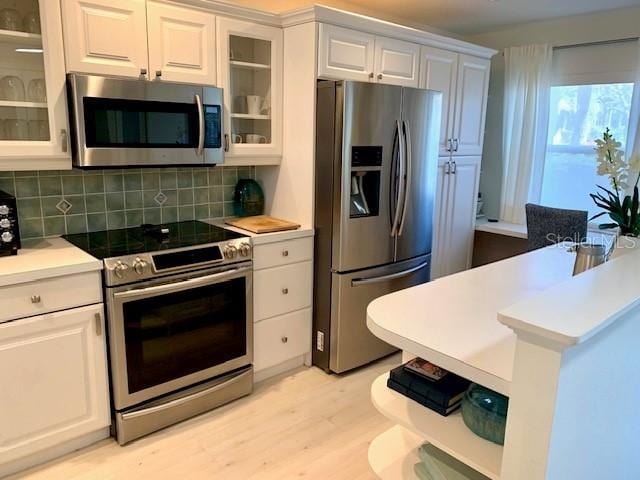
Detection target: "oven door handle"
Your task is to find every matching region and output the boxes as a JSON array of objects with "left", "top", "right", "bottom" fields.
[
  {"left": 114, "top": 266, "right": 251, "bottom": 301},
  {"left": 195, "top": 93, "right": 205, "bottom": 156}
]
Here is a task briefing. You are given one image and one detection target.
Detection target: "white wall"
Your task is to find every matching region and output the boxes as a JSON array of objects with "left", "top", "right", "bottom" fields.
[{"left": 465, "top": 6, "right": 640, "bottom": 220}]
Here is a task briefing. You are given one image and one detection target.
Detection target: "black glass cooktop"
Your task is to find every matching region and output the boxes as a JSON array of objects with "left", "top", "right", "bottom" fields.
[{"left": 63, "top": 221, "right": 245, "bottom": 260}]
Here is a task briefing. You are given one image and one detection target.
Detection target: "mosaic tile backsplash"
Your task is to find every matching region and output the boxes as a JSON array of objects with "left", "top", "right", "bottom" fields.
[{"left": 0, "top": 167, "right": 255, "bottom": 240}]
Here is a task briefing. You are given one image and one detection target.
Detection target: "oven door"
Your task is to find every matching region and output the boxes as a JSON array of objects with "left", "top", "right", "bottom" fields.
[
  {"left": 106, "top": 263, "right": 252, "bottom": 410},
  {"left": 68, "top": 74, "right": 224, "bottom": 167}
]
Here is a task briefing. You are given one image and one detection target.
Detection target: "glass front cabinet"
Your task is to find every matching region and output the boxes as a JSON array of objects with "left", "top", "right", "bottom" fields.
[
  {"left": 0, "top": 0, "right": 70, "bottom": 170},
  {"left": 217, "top": 17, "right": 283, "bottom": 164}
]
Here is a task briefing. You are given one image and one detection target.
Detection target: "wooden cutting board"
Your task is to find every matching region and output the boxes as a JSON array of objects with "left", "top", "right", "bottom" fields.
[{"left": 226, "top": 215, "right": 301, "bottom": 234}]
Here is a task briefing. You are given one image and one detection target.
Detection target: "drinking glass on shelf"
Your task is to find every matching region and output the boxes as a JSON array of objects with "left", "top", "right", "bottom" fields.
[
  {"left": 6, "top": 119, "right": 29, "bottom": 140},
  {"left": 0, "top": 9, "right": 22, "bottom": 31},
  {"left": 27, "top": 79, "right": 46, "bottom": 102},
  {"left": 23, "top": 11, "right": 41, "bottom": 34},
  {"left": 0, "top": 76, "right": 26, "bottom": 101}
]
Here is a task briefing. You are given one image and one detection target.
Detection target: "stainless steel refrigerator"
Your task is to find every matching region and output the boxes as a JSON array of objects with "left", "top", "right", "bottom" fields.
[{"left": 313, "top": 80, "right": 441, "bottom": 373}]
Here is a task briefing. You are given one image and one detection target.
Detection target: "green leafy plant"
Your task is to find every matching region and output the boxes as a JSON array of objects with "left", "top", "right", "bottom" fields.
[{"left": 590, "top": 128, "right": 640, "bottom": 237}]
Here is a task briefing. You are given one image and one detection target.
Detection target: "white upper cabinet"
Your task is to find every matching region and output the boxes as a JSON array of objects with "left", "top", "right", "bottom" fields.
[
  {"left": 0, "top": 0, "right": 71, "bottom": 169},
  {"left": 420, "top": 48, "right": 490, "bottom": 157},
  {"left": 61, "top": 0, "right": 149, "bottom": 79},
  {"left": 318, "top": 23, "right": 375, "bottom": 82},
  {"left": 420, "top": 46, "right": 458, "bottom": 156},
  {"left": 373, "top": 37, "right": 420, "bottom": 87},
  {"left": 452, "top": 55, "right": 490, "bottom": 157},
  {"left": 0, "top": 304, "right": 110, "bottom": 465},
  {"left": 147, "top": 2, "right": 216, "bottom": 85},
  {"left": 217, "top": 17, "right": 283, "bottom": 161}
]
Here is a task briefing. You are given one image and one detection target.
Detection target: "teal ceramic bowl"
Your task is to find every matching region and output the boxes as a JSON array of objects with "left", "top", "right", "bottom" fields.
[{"left": 461, "top": 384, "right": 508, "bottom": 445}]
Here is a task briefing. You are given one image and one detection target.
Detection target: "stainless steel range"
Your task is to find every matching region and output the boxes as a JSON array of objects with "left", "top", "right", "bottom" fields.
[{"left": 64, "top": 221, "right": 253, "bottom": 444}]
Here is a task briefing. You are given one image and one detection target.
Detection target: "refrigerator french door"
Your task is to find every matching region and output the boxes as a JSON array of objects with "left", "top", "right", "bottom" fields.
[{"left": 313, "top": 80, "right": 440, "bottom": 373}]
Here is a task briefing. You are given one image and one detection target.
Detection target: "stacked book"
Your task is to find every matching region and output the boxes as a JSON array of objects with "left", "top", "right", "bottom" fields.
[{"left": 387, "top": 358, "right": 471, "bottom": 416}]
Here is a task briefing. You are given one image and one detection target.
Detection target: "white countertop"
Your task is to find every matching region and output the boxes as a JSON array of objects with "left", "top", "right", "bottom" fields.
[
  {"left": 499, "top": 248, "right": 640, "bottom": 347},
  {"left": 0, "top": 237, "right": 102, "bottom": 287},
  {"left": 475, "top": 218, "right": 527, "bottom": 239},
  {"left": 367, "top": 245, "right": 578, "bottom": 395},
  {"left": 205, "top": 218, "right": 314, "bottom": 245}
]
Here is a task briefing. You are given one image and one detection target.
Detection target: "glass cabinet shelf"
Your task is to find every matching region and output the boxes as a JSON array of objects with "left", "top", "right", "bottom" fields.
[
  {"left": 230, "top": 60, "right": 270, "bottom": 71},
  {"left": 0, "top": 28, "right": 42, "bottom": 47},
  {"left": 0, "top": 100, "right": 47, "bottom": 108},
  {"left": 230, "top": 113, "right": 270, "bottom": 120}
]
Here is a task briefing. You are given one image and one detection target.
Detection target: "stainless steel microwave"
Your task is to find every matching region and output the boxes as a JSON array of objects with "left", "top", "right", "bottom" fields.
[{"left": 67, "top": 74, "right": 224, "bottom": 168}]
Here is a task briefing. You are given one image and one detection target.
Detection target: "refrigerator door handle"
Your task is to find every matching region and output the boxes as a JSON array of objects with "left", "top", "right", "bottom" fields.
[
  {"left": 351, "top": 261, "right": 429, "bottom": 287},
  {"left": 398, "top": 120, "right": 412, "bottom": 237},
  {"left": 391, "top": 119, "right": 406, "bottom": 237}
]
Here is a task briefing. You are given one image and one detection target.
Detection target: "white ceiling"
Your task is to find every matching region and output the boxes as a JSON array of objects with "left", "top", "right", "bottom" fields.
[{"left": 230, "top": 0, "right": 640, "bottom": 35}]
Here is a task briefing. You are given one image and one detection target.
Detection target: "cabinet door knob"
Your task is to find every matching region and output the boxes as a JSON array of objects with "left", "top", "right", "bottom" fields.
[
  {"left": 282, "top": 250, "right": 289, "bottom": 257},
  {"left": 377, "top": 73, "right": 383, "bottom": 80},
  {"left": 30, "top": 295, "right": 41, "bottom": 304},
  {"left": 94, "top": 312, "right": 102, "bottom": 336},
  {"left": 368, "top": 72, "right": 374, "bottom": 79},
  {"left": 140, "top": 68, "right": 147, "bottom": 77},
  {"left": 282, "top": 288, "right": 289, "bottom": 295},
  {"left": 281, "top": 336, "right": 288, "bottom": 343},
  {"left": 155, "top": 70, "right": 162, "bottom": 78},
  {"left": 60, "top": 129, "right": 68, "bottom": 153}
]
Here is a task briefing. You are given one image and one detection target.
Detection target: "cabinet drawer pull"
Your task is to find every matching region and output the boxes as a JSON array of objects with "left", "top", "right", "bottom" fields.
[
  {"left": 95, "top": 312, "right": 102, "bottom": 336},
  {"left": 368, "top": 72, "right": 374, "bottom": 79},
  {"left": 282, "top": 250, "right": 289, "bottom": 257},
  {"left": 30, "top": 295, "right": 41, "bottom": 304},
  {"left": 60, "top": 129, "right": 68, "bottom": 153},
  {"left": 377, "top": 73, "right": 383, "bottom": 80},
  {"left": 155, "top": 70, "right": 162, "bottom": 78},
  {"left": 282, "top": 288, "right": 289, "bottom": 295},
  {"left": 140, "top": 68, "right": 147, "bottom": 77},
  {"left": 281, "top": 336, "right": 288, "bottom": 344}
]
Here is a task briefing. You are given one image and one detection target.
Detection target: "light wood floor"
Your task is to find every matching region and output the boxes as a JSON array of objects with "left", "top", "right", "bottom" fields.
[{"left": 11, "top": 355, "right": 400, "bottom": 480}]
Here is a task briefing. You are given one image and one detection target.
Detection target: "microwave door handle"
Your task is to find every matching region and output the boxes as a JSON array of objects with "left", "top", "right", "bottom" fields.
[
  {"left": 113, "top": 266, "right": 251, "bottom": 301},
  {"left": 351, "top": 261, "right": 428, "bottom": 287},
  {"left": 195, "top": 94, "right": 205, "bottom": 156}
]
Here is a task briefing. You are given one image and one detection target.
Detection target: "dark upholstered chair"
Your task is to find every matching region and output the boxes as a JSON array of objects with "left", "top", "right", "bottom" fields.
[{"left": 525, "top": 203, "right": 588, "bottom": 251}]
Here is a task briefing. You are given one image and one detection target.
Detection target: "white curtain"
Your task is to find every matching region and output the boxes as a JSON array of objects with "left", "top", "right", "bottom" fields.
[
  {"left": 500, "top": 44, "right": 553, "bottom": 224},
  {"left": 625, "top": 39, "right": 640, "bottom": 183}
]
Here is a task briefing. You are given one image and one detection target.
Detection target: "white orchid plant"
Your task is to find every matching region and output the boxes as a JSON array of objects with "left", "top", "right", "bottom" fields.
[{"left": 590, "top": 128, "right": 640, "bottom": 237}]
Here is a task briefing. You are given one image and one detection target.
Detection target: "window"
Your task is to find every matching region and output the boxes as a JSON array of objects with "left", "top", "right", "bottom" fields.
[{"left": 539, "top": 83, "right": 634, "bottom": 219}]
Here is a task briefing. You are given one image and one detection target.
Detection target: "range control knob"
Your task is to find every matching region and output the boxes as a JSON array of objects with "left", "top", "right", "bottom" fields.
[
  {"left": 223, "top": 245, "right": 238, "bottom": 259},
  {"left": 132, "top": 257, "right": 148, "bottom": 275},
  {"left": 1, "top": 231, "right": 13, "bottom": 243},
  {"left": 113, "top": 260, "right": 130, "bottom": 279},
  {"left": 238, "top": 242, "right": 251, "bottom": 257},
  {"left": 0, "top": 205, "right": 9, "bottom": 215},
  {"left": 0, "top": 218, "right": 10, "bottom": 229}
]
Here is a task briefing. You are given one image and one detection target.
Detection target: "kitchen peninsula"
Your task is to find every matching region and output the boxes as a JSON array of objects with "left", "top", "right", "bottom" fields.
[{"left": 367, "top": 245, "right": 640, "bottom": 479}]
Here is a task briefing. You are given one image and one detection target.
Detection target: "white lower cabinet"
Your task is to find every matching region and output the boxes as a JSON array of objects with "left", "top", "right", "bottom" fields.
[
  {"left": 254, "top": 308, "right": 312, "bottom": 372},
  {"left": 0, "top": 303, "right": 110, "bottom": 466},
  {"left": 251, "top": 235, "right": 313, "bottom": 378},
  {"left": 432, "top": 156, "right": 481, "bottom": 279},
  {"left": 254, "top": 261, "right": 313, "bottom": 322}
]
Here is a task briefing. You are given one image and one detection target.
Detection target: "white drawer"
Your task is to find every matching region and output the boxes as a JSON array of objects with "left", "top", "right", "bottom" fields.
[
  {"left": 0, "top": 272, "right": 102, "bottom": 323},
  {"left": 254, "top": 308, "right": 311, "bottom": 372},
  {"left": 253, "top": 236, "right": 313, "bottom": 270},
  {"left": 254, "top": 261, "right": 312, "bottom": 322}
]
